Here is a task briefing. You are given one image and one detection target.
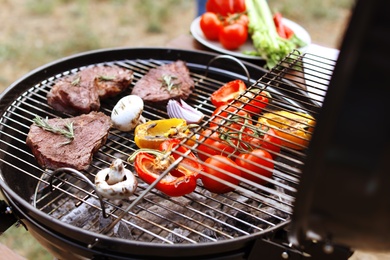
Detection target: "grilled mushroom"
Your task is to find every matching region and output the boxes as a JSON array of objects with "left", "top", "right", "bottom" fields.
[
  {"left": 95, "top": 159, "right": 137, "bottom": 199},
  {"left": 111, "top": 94, "right": 144, "bottom": 132}
]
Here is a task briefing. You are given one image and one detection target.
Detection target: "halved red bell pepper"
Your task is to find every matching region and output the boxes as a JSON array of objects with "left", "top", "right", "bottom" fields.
[
  {"left": 210, "top": 79, "right": 247, "bottom": 107},
  {"left": 211, "top": 79, "right": 270, "bottom": 115},
  {"left": 128, "top": 139, "right": 202, "bottom": 197}
]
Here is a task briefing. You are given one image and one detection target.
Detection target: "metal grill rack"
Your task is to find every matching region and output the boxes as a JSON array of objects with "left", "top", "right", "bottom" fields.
[{"left": 0, "top": 49, "right": 336, "bottom": 246}]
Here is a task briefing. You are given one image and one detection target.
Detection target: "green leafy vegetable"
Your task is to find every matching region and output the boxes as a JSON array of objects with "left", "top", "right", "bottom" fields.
[{"left": 245, "top": 0, "right": 302, "bottom": 68}]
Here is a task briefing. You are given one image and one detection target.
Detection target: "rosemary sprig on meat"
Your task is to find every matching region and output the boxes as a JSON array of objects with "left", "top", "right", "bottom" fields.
[
  {"left": 71, "top": 76, "right": 81, "bottom": 86},
  {"left": 33, "top": 115, "right": 75, "bottom": 144},
  {"left": 98, "top": 75, "right": 115, "bottom": 81},
  {"left": 160, "top": 75, "right": 181, "bottom": 92}
]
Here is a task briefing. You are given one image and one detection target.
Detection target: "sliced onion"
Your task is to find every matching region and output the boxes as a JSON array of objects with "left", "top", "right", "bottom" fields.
[{"left": 167, "top": 99, "right": 204, "bottom": 124}]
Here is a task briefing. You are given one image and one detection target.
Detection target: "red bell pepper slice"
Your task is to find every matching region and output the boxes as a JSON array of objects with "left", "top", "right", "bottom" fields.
[
  {"left": 273, "top": 12, "right": 294, "bottom": 39},
  {"left": 128, "top": 139, "right": 202, "bottom": 197},
  {"left": 210, "top": 79, "right": 247, "bottom": 107},
  {"left": 284, "top": 25, "right": 294, "bottom": 39}
]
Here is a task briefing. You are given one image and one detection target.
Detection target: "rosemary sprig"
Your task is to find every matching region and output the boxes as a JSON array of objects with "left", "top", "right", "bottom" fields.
[
  {"left": 160, "top": 75, "right": 181, "bottom": 92},
  {"left": 71, "top": 76, "right": 81, "bottom": 86},
  {"left": 98, "top": 75, "right": 115, "bottom": 81},
  {"left": 33, "top": 115, "right": 75, "bottom": 145}
]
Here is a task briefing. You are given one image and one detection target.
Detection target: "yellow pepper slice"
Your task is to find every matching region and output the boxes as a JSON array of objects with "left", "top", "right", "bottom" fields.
[
  {"left": 134, "top": 118, "right": 196, "bottom": 149},
  {"left": 258, "top": 111, "right": 316, "bottom": 150}
]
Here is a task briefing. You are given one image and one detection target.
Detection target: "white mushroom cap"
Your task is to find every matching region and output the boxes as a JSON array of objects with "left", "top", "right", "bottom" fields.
[
  {"left": 111, "top": 95, "right": 144, "bottom": 132},
  {"left": 95, "top": 159, "right": 138, "bottom": 199}
]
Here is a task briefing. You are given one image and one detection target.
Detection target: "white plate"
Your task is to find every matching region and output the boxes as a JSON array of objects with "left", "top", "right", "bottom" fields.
[{"left": 190, "top": 16, "right": 312, "bottom": 60}]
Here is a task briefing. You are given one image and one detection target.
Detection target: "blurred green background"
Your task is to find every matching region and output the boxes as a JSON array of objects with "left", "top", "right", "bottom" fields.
[{"left": 0, "top": 0, "right": 354, "bottom": 259}]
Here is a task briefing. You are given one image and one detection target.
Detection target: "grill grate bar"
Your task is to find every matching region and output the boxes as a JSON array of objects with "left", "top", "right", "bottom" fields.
[{"left": 130, "top": 197, "right": 236, "bottom": 241}]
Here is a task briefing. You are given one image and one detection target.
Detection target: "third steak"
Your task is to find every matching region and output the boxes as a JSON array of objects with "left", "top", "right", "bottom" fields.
[{"left": 26, "top": 112, "right": 112, "bottom": 171}]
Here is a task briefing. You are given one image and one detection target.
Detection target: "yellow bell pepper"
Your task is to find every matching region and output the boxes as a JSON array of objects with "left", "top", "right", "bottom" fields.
[
  {"left": 134, "top": 118, "right": 196, "bottom": 149},
  {"left": 258, "top": 111, "right": 316, "bottom": 150}
]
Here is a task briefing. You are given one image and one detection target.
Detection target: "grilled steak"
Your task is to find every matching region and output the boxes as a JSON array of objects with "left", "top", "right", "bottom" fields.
[
  {"left": 26, "top": 112, "right": 112, "bottom": 171},
  {"left": 47, "top": 74, "right": 100, "bottom": 115},
  {"left": 47, "top": 66, "right": 133, "bottom": 115},
  {"left": 131, "top": 60, "right": 194, "bottom": 102},
  {"left": 91, "top": 66, "right": 134, "bottom": 99}
]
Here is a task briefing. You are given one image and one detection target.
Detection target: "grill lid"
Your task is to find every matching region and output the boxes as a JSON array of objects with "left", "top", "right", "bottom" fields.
[{"left": 290, "top": 0, "right": 390, "bottom": 252}]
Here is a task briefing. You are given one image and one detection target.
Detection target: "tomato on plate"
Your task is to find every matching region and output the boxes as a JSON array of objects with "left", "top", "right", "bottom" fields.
[
  {"left": 201, "top": 155, "right": 241, "bottom": 194},
  {"left": 200, "top": 12, "right": 223, "bottom": 41},
  {"left": 235, "top": 149, "right": 274, "bottom": 185},
  {"left": 235, "top": 13, "right": 249, "bottom": 27},
  {"left": 219, "top": 22, "right": 248, "bottom": 50},
  {"left": 206, "top": 0, "right": 246, "bottom": 16}
]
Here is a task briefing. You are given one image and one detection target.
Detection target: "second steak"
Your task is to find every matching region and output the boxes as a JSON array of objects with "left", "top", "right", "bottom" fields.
[{"left": 131, "top": 60, "right": 194, "bottom": 103}]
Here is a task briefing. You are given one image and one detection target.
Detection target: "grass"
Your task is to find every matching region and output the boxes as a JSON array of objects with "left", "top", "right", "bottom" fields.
[
  {"left": 0, "top": 0, "right": 195, "bottom": 92},
  {"left": 0, "top": 0, "right": 354, "bottom": 92},
  {"left": 0, "top": 223, "right": 52, "bottom": 259},
  {"left": 0, "top": 0, "right": 354, "bottom": 258}
]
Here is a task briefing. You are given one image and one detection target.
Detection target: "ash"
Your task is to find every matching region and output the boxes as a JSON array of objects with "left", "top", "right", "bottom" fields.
[
  {"left": 32, "top": 173, "right": 292, "bottom": 244},
  {"left": 59, "top": 197, "right": 132, "bottom": 239}
]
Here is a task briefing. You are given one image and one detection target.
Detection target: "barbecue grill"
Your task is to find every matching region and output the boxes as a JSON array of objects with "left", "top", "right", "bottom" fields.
[{"left": 0, "top": 0, "right": 389, "bottom": 259}]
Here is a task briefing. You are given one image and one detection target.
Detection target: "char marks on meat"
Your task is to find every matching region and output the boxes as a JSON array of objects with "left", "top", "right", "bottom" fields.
[
  {"left": 47, "top": 73, "right": 100, "bottom": 115},
  {"left": 131, "top": 60, "right": 194, "bottom": 102},
  {"left": 91, "top": 66, "right": 133, "bottom": 99},
  {"left": 47, "top": 66, "right": 133, "bottom": 115},
  {"left": 26, "top": 112, "right": 112, "bottom": 171}
]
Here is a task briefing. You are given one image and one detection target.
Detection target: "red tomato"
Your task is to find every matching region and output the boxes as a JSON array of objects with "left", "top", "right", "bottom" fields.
[
  {"left": 246, "top": 91, "right": 269, "bottom": 115},
  {"left": 210, "top": 105, "right": 251, "bottom": 131},
  {"left": 206, "top": 0, "right": 246, "bottom": 16},
  {"left": 260, "top": 128, "right": 282, "bottom": 157},
  {"left": 235, "top": 14, "right": 249, "bottom": 28},
  {"left": 219, "top": 23, "right": 248, "bottom": 50},
  {"left": 224, "top": 13, "right": 249, "bottom": 28},
  {"left": 200, "top": 12, "right": 223, "bottom": 41},
  {"left": 244, "top": 127, "right": 282, "bottom": 158},
  {"left": 201, "top": 155, "right": 241, "bottom": 194},
  {"left": 235, "top": 149, "right": 274, "bottom": 185},
  {"left": 197, "top": 127, "right": 237, "bottom": 161}
]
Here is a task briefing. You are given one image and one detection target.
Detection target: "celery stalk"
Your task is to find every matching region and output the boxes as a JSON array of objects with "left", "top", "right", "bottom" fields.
[{"left": 245, "top": 0, "right": 296, "bottom": 68}]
